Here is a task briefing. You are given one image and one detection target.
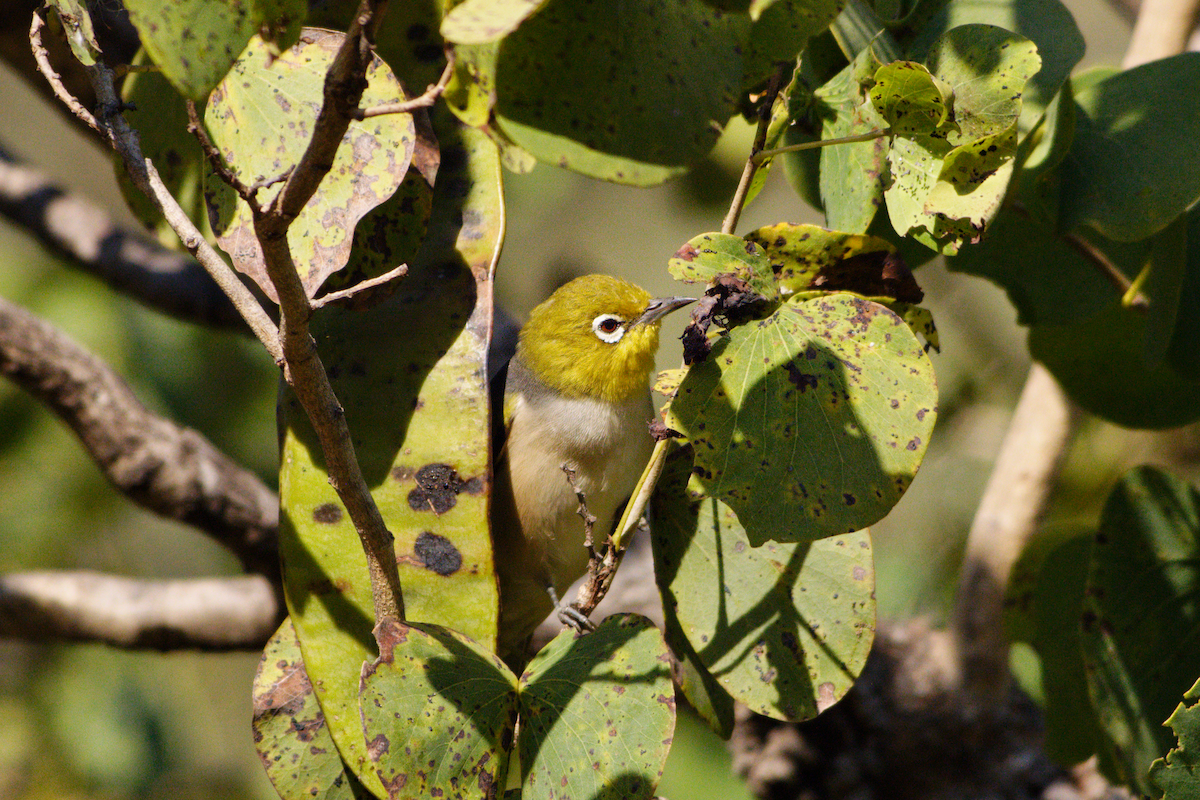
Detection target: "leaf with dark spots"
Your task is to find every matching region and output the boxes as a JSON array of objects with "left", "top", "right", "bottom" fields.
[
  {"left": 252, "top": 620, "right": 370, "bottom": 800},
  {"left": 680, "top": 274, "right": 774, "bottom": 365},
  {"left": 406, "top": 463, "right": 482, "bottom": 515}
]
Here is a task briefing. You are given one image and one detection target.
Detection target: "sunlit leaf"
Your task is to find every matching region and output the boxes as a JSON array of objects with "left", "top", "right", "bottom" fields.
[
  {"left": 124, "top": 0, "right": 305, "bottom": 100},
  {"left": 652, "top": 447, "right": 875, "bottom": 721},
  {"left": 668, "top": 232, "right": 778, "bottom": 300},
  {"left": 667, "top": 293, "right": 937, "bottom": 545},
  {"left": 205, "top": 29, "right": 414, "bottom": 300},
  {"left": 442, "top": 0, "right": 550, "bottom": 44},
  {"left": 869, "top": 61, "right": 950, "bottom": 135},
  {"left": 518, "top": 615, "right": 675, "bottom": 800}
]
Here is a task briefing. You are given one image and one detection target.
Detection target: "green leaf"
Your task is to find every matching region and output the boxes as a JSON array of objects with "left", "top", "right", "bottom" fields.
[
  {"left": 442, "top": 0, "right": 549, "bottom": 44},
  {"left": 1060, "top": 54, "right": 1200, "bottom": 242},
  {"left": 884, "top": 25, "right": 1040, "bottom": 253},
  {"left": 118, "top": 58, "right": 213, "bottom": 250},
  {"left": 204, "top": 29, "right": 415, "bottom": 301},
  {"left": 743, "top": 223, "right": 902, "bottom": 297},
  {"left": 518, "top": 615, "right": 676, "bottom": 800},
  {"left": 1082, "top": 467, "right": 1200, "bottom": 794},
  {"left": 869, "top": 61, "right": 950, "bottom": 135},
  {"left": 48, "top": 0, "right": 100, "bottom": 66},
  {"left": 667, "top": 294, "right": 937, "bottom": 545},
  {"left": 360, "top": 619, "right": 519, "bottom": 799},
  {"left": 651, "top": 447, "right": 875, "bottom": 721},
  {"left": 492, "top": 0, "right": 742, "bottom": 185},
  {"left": 806, "top": 47, "right": 889, "bottom": 233},
  {"left": 252, "top": 620, "right": 371, "bottom": 800},
  {"left": 741, "top": 0, "right": 847, "bottom": 91},
  {"left": 668, "top": 232, "right": 778, "bottom": 300},
  {"left": 902, "top": 0, "right": 1083, "bottom": 132},
  {"left": 1029, "top": 298, "right": 1200, "bottom": 430},
  {"left": 278, "top": 116, "right": 503, "bottom": 796},
  {"left": 1004, "top": 528, "right": 1108, "bottom": 767},
  {"left": 1150, "top": 677, "right": 1200, "bottom": 799},
  {"left": 124, "top": 0, "right": 305, "bottom": 100}
]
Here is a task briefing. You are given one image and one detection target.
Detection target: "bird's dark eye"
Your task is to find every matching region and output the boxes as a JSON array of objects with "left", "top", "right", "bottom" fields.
[{"left": 592, "top": 314, "right": 626, "bottom": 343}]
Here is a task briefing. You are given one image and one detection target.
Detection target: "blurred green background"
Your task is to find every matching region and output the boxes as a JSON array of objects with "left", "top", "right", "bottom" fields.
[{"left": 2, "top": 3, "right": 1197, "bottom": 798}]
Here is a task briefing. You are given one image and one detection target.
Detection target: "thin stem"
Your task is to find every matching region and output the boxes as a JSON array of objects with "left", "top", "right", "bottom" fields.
[
  {"left": 354, "top": 52, "right": 455, "bottom": 120},
  {"left": 721, "top": 64, "right": 790, "bottom": 236},
  {"left": 753, "top": 128, "right": 890, "bottom": 164}
]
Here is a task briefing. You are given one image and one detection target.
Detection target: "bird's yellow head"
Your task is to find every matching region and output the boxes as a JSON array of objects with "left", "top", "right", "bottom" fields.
[{"left": 518, "top": 275, "right": 693, "bottom": 403}]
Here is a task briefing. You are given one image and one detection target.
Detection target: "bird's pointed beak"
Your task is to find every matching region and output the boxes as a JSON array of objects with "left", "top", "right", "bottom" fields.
[{"left": 633, "top": 295, "right": 695, "bottom": 328}]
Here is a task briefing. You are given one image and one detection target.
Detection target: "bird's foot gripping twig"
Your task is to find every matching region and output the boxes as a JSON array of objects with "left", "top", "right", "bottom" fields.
[{"left": 548, "top": 586, "right": 596, "bottom": 633}]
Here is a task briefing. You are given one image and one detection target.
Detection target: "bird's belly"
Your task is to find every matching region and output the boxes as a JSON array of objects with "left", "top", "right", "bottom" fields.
[{"left": 505, "top": 391, "right": 654, "bottom": 594}]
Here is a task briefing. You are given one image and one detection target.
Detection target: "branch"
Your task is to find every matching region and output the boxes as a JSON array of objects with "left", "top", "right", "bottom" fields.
[
  {"left": 354, "top": 51, "right": 455, "bottom": 119},
  {"left": 0, "top": 144, "right": 247, "bottom": 331},
  {"left": 951, "top": 364, "right": 1078, "bottom": 706},
  {"left": 722, "top": 63, "right": 789, "bottom": 236},
  {"left": 0, "top": 296, "right": 280, "bottom": 578},
  {"left": 1123, "top": 0, "right": 1200, "bottom": 67},
  {"left": 245, "top": 1, "right": 406, "bottom": 625},
  {"left": 0, "top": 571, "right": 280, "bottom": 650}
]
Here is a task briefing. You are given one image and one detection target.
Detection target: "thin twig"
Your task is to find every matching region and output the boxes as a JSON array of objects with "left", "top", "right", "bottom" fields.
[
  {"left": 50, "top": 55, "right": 285, "bottom": 360},
  {"left": 354, "top": 52, "right": 455, "bottom": 120},
  {"left": 29, "top": 12, "right": 100, "bottom": 134},
  {"left": 722, "top": 64, "right": 790, "bottom": 236},
  {"left": 752, "top": 128, "right": 890, "bottom": 164},
  {"left": 0, "top": 571, "right": 280, "bottom": 650},
  {"left": 186, "top": 100, "right": 260, "bottom": 206},
  {"left": 310, "top": 263, "right": 409, "bottom": 310}
]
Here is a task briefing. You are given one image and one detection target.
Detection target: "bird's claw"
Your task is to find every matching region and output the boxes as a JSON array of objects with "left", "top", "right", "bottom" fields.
[
  {"left": 556, "top": 603, "right": 595, "bottom": 633},
  {"left": 547, "top": 586, "right": 595, "bottom": 633}
]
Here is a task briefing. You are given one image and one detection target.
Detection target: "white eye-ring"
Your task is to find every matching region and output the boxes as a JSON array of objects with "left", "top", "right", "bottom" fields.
[{"left": 592, "top": 314, "right": 626, "bottom": 344}]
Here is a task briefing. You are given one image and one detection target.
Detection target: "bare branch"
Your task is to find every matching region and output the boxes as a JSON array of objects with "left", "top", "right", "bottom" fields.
[
  {"left": 952, "top": 364, "right": 1077, "bottom": 707},
  {"left": 0, "top": 296, "right": 280, "bottom": 578},
  {"left": 354, "top": 52, "right": 456, "bottom": 120},
  {"left": 0, "top": 571, "right": 280, "bottom": 650},
  {"left": 1123, "top": 0, "right": 1200, "bottom": 67},
  {"left": 28, "top": 12, "right": 100, "bottom": 134},
  {"left": 0, "top": 144, "right": 247, "bottom": 331}
]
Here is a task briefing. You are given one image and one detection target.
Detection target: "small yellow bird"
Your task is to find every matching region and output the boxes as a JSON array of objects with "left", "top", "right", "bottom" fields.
[{"left": 491, "top": 275, "right": 693, "bottom": 664}]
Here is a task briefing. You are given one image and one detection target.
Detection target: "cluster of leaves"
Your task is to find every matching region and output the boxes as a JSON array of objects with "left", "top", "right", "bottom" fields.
[
  {"left": 43, "top": 0, "right": 1200, "bottom": 797},
  {"left": 1005, "top": 467, "right": 1200, "bottom": 797}
]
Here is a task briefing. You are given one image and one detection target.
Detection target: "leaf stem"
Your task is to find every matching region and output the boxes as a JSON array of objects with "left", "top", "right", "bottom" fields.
[{"left": 752, "top": 128, "right": 890, "bottom": 164}]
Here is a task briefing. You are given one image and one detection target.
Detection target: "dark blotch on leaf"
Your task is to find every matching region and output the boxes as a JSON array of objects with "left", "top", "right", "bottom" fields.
[
  {"left": 313, "top": 503, "right": 343, "bottom": 524},
  {"left": 681, "top": 274, "right": 772, "bottom": 364},
  {"left": 811, "top": 251, "right": 924, "bottom": 303},
  {"left": 406, "top": 463, "right": 480, "bottom": 514},
  {"left": 413, "top": 531, "right": 462, "bottom": 576},
  {"left": 784, "top": 362, "right": 819, "bottom": 393}
]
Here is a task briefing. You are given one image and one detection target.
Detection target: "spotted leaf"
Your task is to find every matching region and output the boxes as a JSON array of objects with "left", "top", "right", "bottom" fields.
[{"left": 666, "top": 293, "right": 937, "bottom": 545}]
